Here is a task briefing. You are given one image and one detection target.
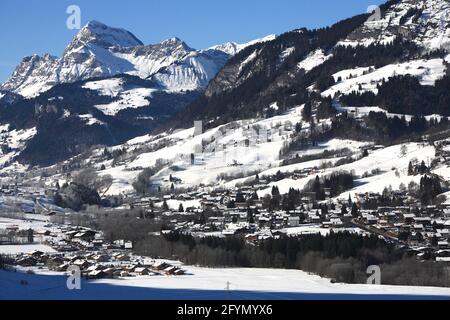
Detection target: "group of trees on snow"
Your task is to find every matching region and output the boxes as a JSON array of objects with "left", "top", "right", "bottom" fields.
[
  {"left": 53, "top": 168, "right": 113, "bottom": 211},
  {"left": 131, "top": 230, "right": 450, "bottom": 287},
  {"left": 340, "top": 74, "right": 450, "bottom": 116}
]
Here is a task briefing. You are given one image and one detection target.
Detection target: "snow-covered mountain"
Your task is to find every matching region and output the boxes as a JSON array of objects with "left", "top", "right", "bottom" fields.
[
  {"left": 0, "top": 20, "right": 281, "bottom": 166},
  {"left": 0, "top": 21, "right": 233, "bottom": 97},
  {"left": 208, "top": 34, "right": 277, "bottom": 56},
  {"left": 173, "top": 0, "right": 450, "bottom": 130},
  {"left": 2, "top": 0, "right": 450, "bottom": 172}
]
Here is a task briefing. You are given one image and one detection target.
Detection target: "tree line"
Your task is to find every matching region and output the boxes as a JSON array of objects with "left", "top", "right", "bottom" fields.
[{"left": 133, "top": 231, "right": 450, "bottom": 287}]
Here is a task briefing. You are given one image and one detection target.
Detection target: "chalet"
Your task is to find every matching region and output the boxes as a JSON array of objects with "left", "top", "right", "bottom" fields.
[
  {"left": 201, "top": 201, "right": 216, "bottom": 211},
  {"left": 64, "top": 231, "right": 79, "bottom": 240},
  {"left": 115, "top": 254, "right": 130, "bottom": 262},
  {"left": 288, "top": 216, "right": 300, "bottom": 227},
  {"left": 74, "top": 230, "right": 96, "bottom": 241},
  {"left": 86, "top": 264, "right": 107, "bottom": 273},
  {"left": 87, "top": 270, "right": 107, "bottom": 279},
  {"left": 174, "top": 269, "right": 185, "bottom": 275},
  {"left": 365, "top": 215, "right": 378, "bottom": 225},
  {"left": 414, "top": 217, "right": 432, "bottom": 227},
  {"left": 120, "top": 271, "right": 130, "bottom": 277},
  {"left": 310, "top": 215, "right": 321, "bottom": 224},
  {"left": 103, "top": 268, "right": 115, "bottom": 278},
  {"left": 35, "top": 230, "right": 51, "bottom": 236},
  {"left": 163, "top": 266, "right": 178, "bottom": 275},
  {"left": 244, "top": 234, "right": 258, "bottom": 242},
  {"left": 253, "top": 200, "right": 264, "bottom": 209},
  {"left": 235, "top": 203, "right": 248, "bottom": 210},
  {"left": 437, "top": 229, "right": 450, "bottom": 238},
  {"left": 135, "top": 267, "right": 150, "bottom": 275},
  {"left": 123, "top": 264, "right": 140, "bottom": 273},
  {"left": 403, "top": 214, "right": 415, "bottom": 225},
  {"left": 152, "top": 261, "right": 170, "bottom": 271},
  {"left": 73, "top": 259, "right": 91, "bottom": 270},
  {"left": 47, "top": 256, "right": 65, "bottom": 266},
  {"left": 28, "top": 250, "right": 45, "bottom": 258},
  {"left": 55, "top": 263, "right": 70, "bottom": 272},
  {"left": 330, "top": 218, "right": 343, "bottom": 227},
  {"left": 438, "top": 241, "right": 450, "bottom": 249},
  {"left": 92, "top": 239, "right": 104, "bottom": 247},
  {"left": 124, "top": 241, "right": 133, "bottom": 250},
  {"left": 16, "top": 256, "right": 37, "bottom": 267}
]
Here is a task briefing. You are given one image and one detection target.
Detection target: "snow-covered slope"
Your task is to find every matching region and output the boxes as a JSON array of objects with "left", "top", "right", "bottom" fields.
[
  {"left": 297, "top": 49, "right": 333, "bottom": 72},
  {"left": 2, "top": 267, "right": 450, "bottom": 300},
  {"left": 338, "top": 0, "right": 450, "bottom": 51},
  {"left": 82, "top": 78, "right": 157, "bottom": 115},
  {"left": 322, "top": 58, "right": 447, "bottom": 97}
]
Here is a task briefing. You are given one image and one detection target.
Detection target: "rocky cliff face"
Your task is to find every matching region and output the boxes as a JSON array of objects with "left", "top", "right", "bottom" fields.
[{"left": 339, "top": 0, "right": 450, "bottom": 51}]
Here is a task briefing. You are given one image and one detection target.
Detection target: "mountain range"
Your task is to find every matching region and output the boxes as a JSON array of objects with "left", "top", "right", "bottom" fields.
[
  {"left": 1, "top": 20, "right": 274, "bottom": 97},
  {"left": 1, "top": 0, "right": 450, "bottom": 171}
]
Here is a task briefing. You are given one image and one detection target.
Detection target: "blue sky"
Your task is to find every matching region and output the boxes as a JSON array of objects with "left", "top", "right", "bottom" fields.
[{"left": 0, "top": 0, "right": 385, "bottom": 83}]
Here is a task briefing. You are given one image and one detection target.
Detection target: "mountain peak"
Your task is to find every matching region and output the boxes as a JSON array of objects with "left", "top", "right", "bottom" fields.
[
  {"left": 159, "top": 37, "right": 193, "bottom": 51},
  {"left": 70, "top": 20, "right": 144, "bottom": 50},
  {"left": 162, "top": 37, "right": 183, "bottom": 44},
  {"left": 208, "top": 34, "right": 277, "bottom": 55}
]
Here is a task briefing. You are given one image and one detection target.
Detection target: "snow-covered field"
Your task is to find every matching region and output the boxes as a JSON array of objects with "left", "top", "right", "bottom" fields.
[
  {"left": 1, "top": 266, "right": 450, "bottom": 300},
  {"left": 0, "top": 244, "right": 56, "bottom": 255},
  {"left": 83, "top": 78, "right": 156, "bottom": 116}
]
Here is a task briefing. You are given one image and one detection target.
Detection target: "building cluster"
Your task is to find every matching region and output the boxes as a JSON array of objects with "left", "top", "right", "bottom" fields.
[
  {"left": 128, "top": 186, "right": 450, "bottom": 261},
  {"left": 9, "top": 225, "right": 185, "bottom": 280}
]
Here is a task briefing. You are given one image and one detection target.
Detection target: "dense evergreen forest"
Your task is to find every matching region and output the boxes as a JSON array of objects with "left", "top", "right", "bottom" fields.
[{"left": 340, "top": 74, "right": 450, "bottom": 116}]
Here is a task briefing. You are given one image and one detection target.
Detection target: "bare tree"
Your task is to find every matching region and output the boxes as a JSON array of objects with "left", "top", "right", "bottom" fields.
[{"left": 72, "top": 168, "right": 98, "bottom": 189}]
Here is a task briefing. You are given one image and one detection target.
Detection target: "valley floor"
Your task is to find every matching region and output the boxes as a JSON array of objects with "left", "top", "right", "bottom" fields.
[{"left": 1, "top": 266, "right": 450, "bottom": 300}]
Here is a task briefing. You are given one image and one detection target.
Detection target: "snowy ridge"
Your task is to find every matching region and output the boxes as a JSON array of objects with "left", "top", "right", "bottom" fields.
[
  {"left": 208, "top": 34, "right": 277, "bottom": 55},
  {"left": 338, "top": 0, "right": 450, "bottom": 51}
]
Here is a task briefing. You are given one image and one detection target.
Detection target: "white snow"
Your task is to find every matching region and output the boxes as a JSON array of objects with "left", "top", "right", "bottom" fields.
[
  {"left": 153, "top": 52, "right": 224, "bottom": 91},
  {"left": 82, "top": 78, "right": 124, "bottom": 97},
  {"left": 337, "top": 0, "right": 450, "bottom": 51},
  {"left": 1, "top": 266, "right": 450, "bottom": 300},
  {"left": 322, "top": 59, "right": 447, "bottom": 97},
  {"left": 0, "top": 127, "right": 37, "bottom": 167},
  {"left": 95, "top": 88, "right": 155, "bottom": 115},
  {"left": 2, "top": 22, "right": 231, "bottom": 97},
  {"left": 0, "top": 244, "right": 56, "bottom": 255},
  {"left": 278, "top": 47, "right": 295, "bottom": 66},
  {"left": 332, "top": 67, "right": 373, "bottom": 82},
  {"left": 258, "top": 142, "right": 434, "bottom": 199},
  {"left": 78, "top": 114, "right": 105, "bottom": 126},
  {"left": 239, "top": 49, "right": 260, "bottom": 74},
  {"left": 297, "top": 49, "right": 333, "bottom": 72},
  {"left": 282, "top": 224, "right": 364, "bottom": 237},
  {"left": 97, "top": 106, "right": 305, "bottom": 195},
  {"left": 209, "top": 34, "right": 276, "bottom": 56}
]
